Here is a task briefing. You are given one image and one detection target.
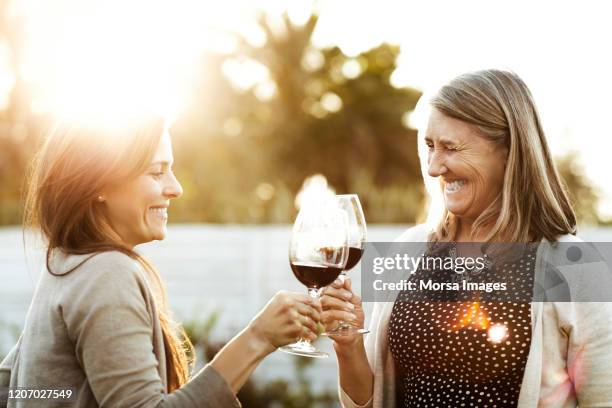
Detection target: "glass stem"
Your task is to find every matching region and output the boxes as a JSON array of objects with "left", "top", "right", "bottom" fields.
[
  {"left": 307, "top": 287, "right": 320, "bottom": 299},
  {"left": 298, "top": 288, "right": 320, "bottom": 345}
]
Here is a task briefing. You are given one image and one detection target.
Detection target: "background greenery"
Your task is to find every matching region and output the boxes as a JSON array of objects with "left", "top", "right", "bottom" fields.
[
  {"left": 0, "top": 13, "right": 603, "bottom": 226},
  {"left": 183, "top": 312, "right": 337, "bottom": 408}
]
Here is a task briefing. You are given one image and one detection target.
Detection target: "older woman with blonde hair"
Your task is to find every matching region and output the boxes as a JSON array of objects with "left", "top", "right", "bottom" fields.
[{"left": 322, "top": 69, "right": 612, "bottom": 407}]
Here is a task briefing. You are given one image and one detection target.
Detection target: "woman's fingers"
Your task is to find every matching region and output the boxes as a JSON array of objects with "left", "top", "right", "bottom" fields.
[
  {"left": 297, "top": 313, "right": 318, "bottom": 333},
  {"left": 330, "top": 278, "right": 344, "bottom": 289},
  {"left": 269, "top": 286, "right": 364, "bottom": 346},
  {"left": 301, "top": 325, "right": 318, "bottom": 342},
  {"left": 286, "top": 315, "right": 317, "bottom": 342},
  {"left": 321, "top": 309, "right": 358, "bottom": 325},
  {"left": 348, "top": 292, "right": 362, "bottom": 307},
  {"left": 273, "top": 290, "right": 363, "bottom": 343},
  {"left": 320, "top": 294, "right": 355, "bottom": 312},
  {"left": 278, "top": 292, "right": 321, "bottom": 317},
  {"left": 321, "top": 285, "right": 353, "bottom": 302},
  {"left": 254, "top": 291, "right": 328, "bottom": 348},
  {"left": 287, "top": 292, "right": 315, "bottom": 306},
  {"left": 290, "top": 293, "right": 323, "bottom": 313},
  {"left": 280, "top": 292, "right": 322, "bottom": 337},
  {"left": 295, "top": 302, "right": 321, "bottom": 322}
]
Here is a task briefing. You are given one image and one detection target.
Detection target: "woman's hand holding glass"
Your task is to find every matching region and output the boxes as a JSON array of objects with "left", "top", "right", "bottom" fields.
[
  {"left": 321, "top": 277, "right": 366, "bottom": 348},
  {"left": 247, "top": 291, "right": 322, "bottom": 354}
]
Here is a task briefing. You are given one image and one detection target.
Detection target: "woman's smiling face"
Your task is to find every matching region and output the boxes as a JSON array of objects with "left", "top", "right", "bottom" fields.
[
  {"left": 425, "top": 108, "right": 508, "bottom": 225},
  {"left": 102, "top": 132, "right": 183, "bottom": 247}
]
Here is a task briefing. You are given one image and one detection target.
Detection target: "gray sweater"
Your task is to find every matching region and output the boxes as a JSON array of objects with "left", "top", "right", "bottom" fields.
[{"left": 0, "top": 250, "right": 241, "bottom": 408}]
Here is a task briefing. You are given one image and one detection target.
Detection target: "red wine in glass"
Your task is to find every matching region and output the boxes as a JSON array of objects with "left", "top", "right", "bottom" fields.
[
  {"left": 291, "top": 262, "right": 344, "bottom": 289},
  {"left": 345, "top": 246, "right": 365, "bottom": 271},
  {"left": 279, "top": 199, "right": 349, "bottom": 358}
]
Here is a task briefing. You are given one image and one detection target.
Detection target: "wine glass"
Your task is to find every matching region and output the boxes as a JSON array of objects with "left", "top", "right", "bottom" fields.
[
  {"left": 279, "top": 199, "right": 349, "bottom": 358},
  {"left": 323, "top": 194, "right": 369, "bottom": 336}
]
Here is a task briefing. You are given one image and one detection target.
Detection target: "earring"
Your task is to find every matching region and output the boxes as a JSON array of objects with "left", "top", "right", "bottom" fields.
[{"left": 97, "top": 195, "right": 104, "bottom": 202}]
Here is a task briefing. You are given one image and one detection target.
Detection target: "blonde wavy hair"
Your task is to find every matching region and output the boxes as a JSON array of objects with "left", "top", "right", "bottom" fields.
[
  {"left": 24, "top": 119, "right": 194, "bottom": 391},
  {"left": 422, "top": 69, "right": 576, "bottom": 243}
]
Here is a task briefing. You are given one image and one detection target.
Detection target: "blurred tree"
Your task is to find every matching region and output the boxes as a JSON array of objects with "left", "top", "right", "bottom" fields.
[
  {"left": 556, "top": 151, "right": 602, "bottom": 225},
  {"left": 0, "top": 1, "right": 45, "bottom": 225},
  {"left": 182, "top": 315, "right": 336, "bottom": 408},
  {"left": 171, "top": 12, "right": 424, "bottom": 224},
  {"left": 0, "top": 5, "right": 605, "bottom": 226}
]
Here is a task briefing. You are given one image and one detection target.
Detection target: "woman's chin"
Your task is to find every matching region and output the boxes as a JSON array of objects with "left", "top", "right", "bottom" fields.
[
  {"left": 148, "top": 227, "right": 167, "bottom": 242},
  {"left": 444, "top": 199, "right": 469, "bottom": 217}
]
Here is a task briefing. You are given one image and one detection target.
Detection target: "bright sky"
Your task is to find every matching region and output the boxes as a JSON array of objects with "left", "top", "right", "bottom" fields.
[
  {"left": 311, "top": 0, "right": 612, "bottom": 219},
  {"left": 2, "top": 0, "right": 610, "bottom": 219}
]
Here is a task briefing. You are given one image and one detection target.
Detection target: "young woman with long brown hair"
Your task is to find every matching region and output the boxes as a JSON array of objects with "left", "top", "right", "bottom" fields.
[{"left": 0, "top": 118, "right": 321, "bottom": 407}]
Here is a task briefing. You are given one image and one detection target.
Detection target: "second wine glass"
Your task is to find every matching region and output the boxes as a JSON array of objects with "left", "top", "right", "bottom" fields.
[{"left": 323, "top": 194, "right": 369, "bottom": 336}]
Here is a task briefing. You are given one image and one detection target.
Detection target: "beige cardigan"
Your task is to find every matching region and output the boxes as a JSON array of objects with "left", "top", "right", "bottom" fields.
[
  {"left": 0, "top": 250, "right": 241, "bottom": 408},
  {"left": 340, "top": 224, "right": 612, "bottom": 408}
]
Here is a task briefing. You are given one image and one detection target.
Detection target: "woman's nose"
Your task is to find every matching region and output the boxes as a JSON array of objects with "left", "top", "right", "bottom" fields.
[
  {"left": 164, "top": 172, "right": 183, "bottom": 199},
  {"left": 427, "top": 151, "right": 448, "bottom": 177}
]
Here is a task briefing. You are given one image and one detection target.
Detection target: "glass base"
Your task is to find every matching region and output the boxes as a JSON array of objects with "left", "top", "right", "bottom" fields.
[
  {"left": 278, "top": 341, "right": 328, "bottom": 358},
  {"left": 321, "top": 325, "right": 369, "bottom": 337}
]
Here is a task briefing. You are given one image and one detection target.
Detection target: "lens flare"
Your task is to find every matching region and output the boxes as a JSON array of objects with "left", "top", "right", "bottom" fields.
[
  {"left": 452, "top": 301, "right": 490, "bottom": 331},
  {"left": 487, "top": 323, "right": 509, "bottom": 344}
]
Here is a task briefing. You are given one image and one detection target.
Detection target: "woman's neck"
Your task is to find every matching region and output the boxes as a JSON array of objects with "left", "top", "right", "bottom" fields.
[{"left": 456, "top": 217, "right": 492, "bottom": 242}]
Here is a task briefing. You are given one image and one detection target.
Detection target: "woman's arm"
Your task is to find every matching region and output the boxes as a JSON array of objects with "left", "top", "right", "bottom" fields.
[
  {"left": 0, "top": 341, "right": 19, "bottom": 408},
  {"left": 210, "top": 291, "right": 321, "bottom": 394},
  {"left": 321, "top": 279, "right": 373, "bottom": 406},
  {"left": 334, "top": 338, "right": 373, "bottom": 406},
  {"left": 62, "top": 253, "right": 320, "bottom": 407},
  {"left": 62, "top": 254, "right": 237, "bottom": 407},
  {"left": 562, "top": 302, "right": 612, "bottom": 406}
]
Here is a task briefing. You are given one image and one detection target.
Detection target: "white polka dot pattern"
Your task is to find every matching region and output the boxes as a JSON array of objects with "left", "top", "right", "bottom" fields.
[{"left": 388, "top": 246, "right": 535, "bottom": 407}]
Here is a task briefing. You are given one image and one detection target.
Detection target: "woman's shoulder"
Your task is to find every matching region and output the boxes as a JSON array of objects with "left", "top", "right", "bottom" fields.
[
  {"left": 80, "top": 250, "right": 142, "bottom": 274},
  {"left": 52, "top": 250, "right": 154, "bottom": 321},
  {"left": 538, "top": 233, "right": 612, "bottom": 303},
  {"left": 50, "top": 249, "right": 142, "bottom": 277},
  {"left": 553, "top": 233, "right": 584, "bottom": 244},
  {"left": 539, "top": 233, "right": 585, "bottom": 263},
  {"left": 394, "top": 223, "right": 432, "bottom": 242},
  {"left": 49, "top": 250, "right": 148, "bottom": 297}
]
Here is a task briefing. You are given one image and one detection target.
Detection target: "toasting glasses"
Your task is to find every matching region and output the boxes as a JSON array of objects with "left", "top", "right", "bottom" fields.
[
  {"left": 323, "top": 194, "right": 369, "bottom": 336},
  {"left": 279, "top": 199, "right": 349, "bottom": 358}
]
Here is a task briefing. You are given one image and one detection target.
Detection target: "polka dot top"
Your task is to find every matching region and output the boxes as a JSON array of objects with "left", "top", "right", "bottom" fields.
[{"left": 388, "top": 244, "right": 536, "bottom": 407}]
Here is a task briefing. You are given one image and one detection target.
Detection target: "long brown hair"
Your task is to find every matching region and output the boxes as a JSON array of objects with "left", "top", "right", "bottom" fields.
[
  {"left": 428, "top": 69, "right": 576, "bottom": 242},
  {"left": 23, "top": 118, "right": 193, "bottom": 391}
]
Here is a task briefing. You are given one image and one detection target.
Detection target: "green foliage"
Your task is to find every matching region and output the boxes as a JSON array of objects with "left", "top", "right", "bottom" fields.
[
  {"left": 0, "top": 8, "right": 604, "bottom": 226},
  {"left": 236, "top": 359, "right": 337, "bottom": 408},
  {"left": 154, "top": 13, "right": 425, "bottom": 224},
  {"left": 556, "top": 151, "right": 602, "bottom": 225},
  {"left": 181, "top": 309, "right": 222, "bottom": 363},
  {"left": 182, "top": 316, "right": 337, "bottom": 408}
]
